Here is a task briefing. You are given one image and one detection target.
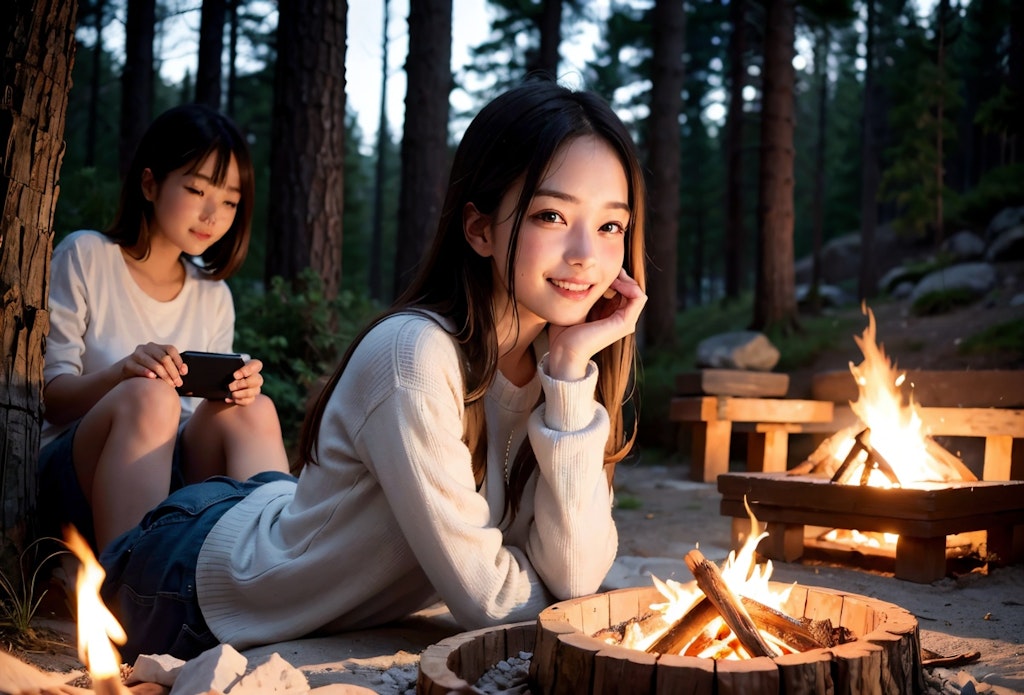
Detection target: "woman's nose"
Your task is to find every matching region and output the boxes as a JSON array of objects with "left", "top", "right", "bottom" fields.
[
  {"left": 565, "top": 226, "right": 596, "bottom": 267},
  {"left": 199, "top": 200, "right": 217, "bottom": 224}
]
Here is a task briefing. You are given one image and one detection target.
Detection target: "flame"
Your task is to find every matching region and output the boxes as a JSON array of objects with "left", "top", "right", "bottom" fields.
[
  {"left": 65, "top": 527, "right": 127, "bottom": 680},
  {"left": 837, "top": 305, "right": 965, "bottom": 486},
  {"left": 626, "top": 500, "right": 794, "bottom": 658}
]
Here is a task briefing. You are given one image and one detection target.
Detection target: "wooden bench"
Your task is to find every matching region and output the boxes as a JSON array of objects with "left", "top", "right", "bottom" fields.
[{"left": 671, "top": 368, "right": 1024, "bottom": 483}]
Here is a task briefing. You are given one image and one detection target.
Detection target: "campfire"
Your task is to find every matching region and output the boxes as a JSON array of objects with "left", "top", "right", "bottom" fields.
[
  {"left": 717, "top": 305, "right": 1024, "bottom": 583},
  {"left": 64, "top": 526, "right": 130, "bottom": 695},
  {"left": 805, "top": 305, "right": 975, "bottom": 490}
]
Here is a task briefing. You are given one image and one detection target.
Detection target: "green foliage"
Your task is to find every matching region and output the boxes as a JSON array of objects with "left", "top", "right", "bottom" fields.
[
  {"left": 52, "top": 168, "right": 120, "bottom": 240},
  {"left": 233, "top": 270, "right": 382, "bottom": 451},
  {"left": 0, "top": 538, "right": 67, "bottom": 637},
  {"left": 958, "top": 319, "right": 1024, "bottom": 357},
  {"left": 614, "top": 494, "right": 643, "bottom": 511},
  {"left": 910, "top": 287, "right": 979, "bottom": 316},
  {"left": 947, "top": 163, "right": 1024, "bottom": 230}
]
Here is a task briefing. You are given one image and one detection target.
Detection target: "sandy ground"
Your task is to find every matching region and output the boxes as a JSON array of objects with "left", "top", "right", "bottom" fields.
[{"left": 7, "top": 460, "right": 1022, "bottom": 694}]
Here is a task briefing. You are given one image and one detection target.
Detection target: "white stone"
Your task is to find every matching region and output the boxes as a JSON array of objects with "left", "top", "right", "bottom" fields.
[
  {"left": 131, "top": 652, "right": 186, "bottom": 686},
  {"left": 228, "top": 652, "right": 309, "bottom": 694},
  {"left": 169, "top": 643, "right": 248, "bottom": 695}
]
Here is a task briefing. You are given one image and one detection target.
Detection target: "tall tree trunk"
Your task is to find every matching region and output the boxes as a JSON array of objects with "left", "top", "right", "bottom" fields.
[
  {"left": 723, "top": 0, "right": 747, "bottom": 301},
  {"left": 530, "top": 0, "right": 562, "bottom": 77},
  {"left": 196, "top": 0, "right": 227, "bottom": 110},
  {"left": 933, "top": 0, "right": 949, "bottom": 244},
  {"left": 85, "top": 0, "right": 105, "bottom": 167},
  {"left": 119, "top": 0, "right": 155, "bottom": 178},
  {"left": 858, "top": 0, "right": 880, "bottom": 300},
  {"left": 809, "top": 25, "right": 830, "bottom": 315},
  {"left": 0, "top": 0, "right": 77, "bottom": 570},
  {"left": 370, "top": 0, "right": 390, "bottom": 303},
  {"left": 393, "top": 0, "right": 452, "bottom": 298},
  {"left": 266, "top": 0, "right": 347, "bottom": 298},
  {"left": 227, "top": 0, "right": 239, "bottom": 117},
  {"left": 643, "top": 0, "right": 686, "bottom": 349},
  {"left": 752, "top": 0, "right": 798, "bottom": 332}
]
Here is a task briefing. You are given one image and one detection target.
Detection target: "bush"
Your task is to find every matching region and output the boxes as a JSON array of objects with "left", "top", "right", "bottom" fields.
[
  {"left": 910, "top": 287, "right": 979, "bottom": 316},
  {"left": 233, "top": 270, "right": 381, "bottom": 453},
  {"left": 958, "top": 319, "right": 1024, "bottom": 357}
]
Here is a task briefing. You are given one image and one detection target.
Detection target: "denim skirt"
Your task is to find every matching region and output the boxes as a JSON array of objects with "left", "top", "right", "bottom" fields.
[{"left": 99, "top": 471, "right": 295, "bottom": 662}]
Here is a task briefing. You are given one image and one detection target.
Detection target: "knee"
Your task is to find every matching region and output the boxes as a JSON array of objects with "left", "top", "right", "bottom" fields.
[
  {"left": 233, "top": 394, "right": 281, "bottom": 429},
  {"left": 109, "top": 378, "right": 182, "bottom": 435}
]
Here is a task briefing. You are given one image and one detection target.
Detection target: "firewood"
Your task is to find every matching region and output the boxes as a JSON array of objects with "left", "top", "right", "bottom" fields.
[
  {"left": 683, "top": 549, "right": 778, "bottom": 658},
  {"left": 646, "top": 593, "right": 831, "bottom": 655},
  {"left": 921, "top": 648, "right": 981, "bottom": 668}
]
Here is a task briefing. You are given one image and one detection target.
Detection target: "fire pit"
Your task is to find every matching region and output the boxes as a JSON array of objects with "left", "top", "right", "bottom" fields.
[
  {"left": 416, "top": 582, "right": 923, "bottom": 695},
  {"left": 719, "top": 472, "right": 1024, "bottom": 582}
]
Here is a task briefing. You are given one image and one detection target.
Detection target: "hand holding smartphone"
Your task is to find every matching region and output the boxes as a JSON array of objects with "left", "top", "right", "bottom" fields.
[{"left": 176, "top": 351, "right": 250, "bottom": 400}]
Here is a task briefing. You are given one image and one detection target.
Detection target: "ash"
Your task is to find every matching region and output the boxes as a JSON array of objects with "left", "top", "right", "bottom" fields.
[{"left": 472, "top": 651, "right": 532, "bottom": 693}]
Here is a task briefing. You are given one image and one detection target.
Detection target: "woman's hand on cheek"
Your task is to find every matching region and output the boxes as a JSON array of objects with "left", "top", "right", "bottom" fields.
[{"left": 546, "top": 269, "right": 647, "bottom": 381}]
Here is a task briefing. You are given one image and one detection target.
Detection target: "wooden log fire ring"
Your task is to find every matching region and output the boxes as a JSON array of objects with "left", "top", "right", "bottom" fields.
[
  {"left": 532, "top": 584, "right": 924, "bottom": 695},
  {"left": 417, "top": 620, "right": 536, "bottom": 694}
]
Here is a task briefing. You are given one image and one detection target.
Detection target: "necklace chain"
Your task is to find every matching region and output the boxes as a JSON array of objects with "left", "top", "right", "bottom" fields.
[{"left": 503, "top": 429, "right": 515, "bottom": 482}]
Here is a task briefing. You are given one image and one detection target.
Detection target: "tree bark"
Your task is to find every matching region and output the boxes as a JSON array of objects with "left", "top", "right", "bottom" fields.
[
  {"left": 643, "top": 0, "right": 686, "bottom": 349},
  {"left": 531, "top": 0, "right": 562, "bottom": 78},
  {"left": 723, "top": 0, "right": 747, "bottom": 301},
  {"left": 393, "top": 0, "right": 452, "bottom": 298},
  {"left": 370, "top": 0, "right": 390, "bottom": 302},
  {"left": 266, "top": 0, "right": 346, "bottom": 298},
  {"left": 858, "top": 0, "right": 879, "bottom": 300},
  {"left": 196, "top": 0, "right": 227, "bottom": 110},
  {"left": 752, "top": 0, "right": 798, "bottom": 333},
  {"left": 0, "top": 0, "right": 77, "bottom": 568},
  {"left": 119, "top": 0, "right": 154, "bottom": 178}
]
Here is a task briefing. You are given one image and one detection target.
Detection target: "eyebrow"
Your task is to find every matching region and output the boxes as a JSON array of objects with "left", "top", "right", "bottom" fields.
[
  {"left": 191, "top": 172, "right": 241, "bottom": 195},
  {"left": 534, "top": 187, "right": 630, "bottom": 213}
]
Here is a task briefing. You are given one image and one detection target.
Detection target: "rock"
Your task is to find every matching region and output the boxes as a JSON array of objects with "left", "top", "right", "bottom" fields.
[
  {"left": 984, "top": 205, "right": 1024, "bottom": 241},
  {"left": 131, "top": 653, "right": 186, "bottom": 686},
  {"left": 795, "top": 283, "right": 855, "bottom": 308},
  {"left": 696, "top": 331, "right": 780, "bottom": 371},
  {"left": 985, "top": 224, "right": 1024, "bottom": 262},
  {"left": 230, "top": 653, "right": 309, "bottom": 694},
  {"left": 170, "top": 644, "right": 247, "bottom": 695},
  {"left": 940, "top": 230, "right": 985, "bottom": 261},
  {"left": 909, "top": 262, "right": 998, "bottom": 303}
]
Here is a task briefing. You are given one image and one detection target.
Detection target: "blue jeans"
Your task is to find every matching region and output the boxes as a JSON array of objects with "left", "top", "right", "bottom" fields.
[{"left": 99, "top": 471, "right": 295, "bottom": 662}]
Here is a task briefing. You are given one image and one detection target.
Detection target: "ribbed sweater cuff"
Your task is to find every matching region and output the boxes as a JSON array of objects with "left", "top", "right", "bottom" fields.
[{"left": 537, "top": 354, "right": 597, "bottom": 431}]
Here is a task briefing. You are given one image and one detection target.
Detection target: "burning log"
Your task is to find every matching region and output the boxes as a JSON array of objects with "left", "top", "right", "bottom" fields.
[
  {"left": 682, "top": 549, "right": 777, "bottom": 658},
  {"left": 645, "top": 575, "right": 833, "bottom": 655}
]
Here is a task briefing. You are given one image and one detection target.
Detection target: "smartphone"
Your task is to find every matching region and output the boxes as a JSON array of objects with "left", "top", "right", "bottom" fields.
[{"left": 176, "top": 351, "right": 249, "bottom": 400}]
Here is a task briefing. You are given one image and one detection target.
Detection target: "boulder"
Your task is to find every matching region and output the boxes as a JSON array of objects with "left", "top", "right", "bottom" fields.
[
  {"left": 696, "top": 331, "right": 780, "bottom": 371},
  {"left": 985, "top": 224, "right": 1024, "bottom": 262},
  {"left": 909, "top": 262, "right": 998, "bottom": 303}
]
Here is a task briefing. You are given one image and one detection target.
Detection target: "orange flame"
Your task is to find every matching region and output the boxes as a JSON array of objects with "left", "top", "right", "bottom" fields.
[
  {"left": 65, "top": 527, "right": 126, "bottom": 680},
  {"left": 836, "top": 305, "right": 965, "bottom": 486}
]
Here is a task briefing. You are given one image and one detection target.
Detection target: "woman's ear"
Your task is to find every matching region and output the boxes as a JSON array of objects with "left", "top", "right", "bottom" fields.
[
  {"left": 463, "top": 202, "right": 493, "bottom": 258},
  {"left": 140, "top": 168, "right": 157, "bottom": 202}
]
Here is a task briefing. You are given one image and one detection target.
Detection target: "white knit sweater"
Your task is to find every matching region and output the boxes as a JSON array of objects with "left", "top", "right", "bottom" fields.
[{"left": 197, "top": 311, "right": 618, "bottom": 649}]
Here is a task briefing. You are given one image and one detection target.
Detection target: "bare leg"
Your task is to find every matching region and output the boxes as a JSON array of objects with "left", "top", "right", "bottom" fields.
[
  {"left": 180, "top": 394, "right": 290, "bottom": 484},
  {"left": 73, "top": 378, "right": 182, "bottom": 550}
]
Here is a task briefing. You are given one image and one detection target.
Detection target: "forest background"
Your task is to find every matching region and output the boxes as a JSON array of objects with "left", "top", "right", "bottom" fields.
[{"left": 1, "top": 0, "right": 1022, "bottom": 576}]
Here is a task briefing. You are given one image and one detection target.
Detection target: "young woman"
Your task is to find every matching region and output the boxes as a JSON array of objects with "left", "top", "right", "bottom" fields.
[
  {"left": 99, "top": 78, "right": 648, "bottom": 661},
  {"left": 39, "top": 104, "right": 290, "bottom": 552}
]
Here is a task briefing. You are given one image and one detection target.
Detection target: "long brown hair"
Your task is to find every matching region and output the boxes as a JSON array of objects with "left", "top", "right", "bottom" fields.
[
  {"left": 298, "top": 77, "right": 647, "bottom": 518},
  {"left": 106, "top": 103, "right": 254, "bottom": 280}
]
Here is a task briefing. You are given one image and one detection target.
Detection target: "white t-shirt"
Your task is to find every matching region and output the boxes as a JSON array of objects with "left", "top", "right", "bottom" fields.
[{"left": 41, "top": 230, "right": 235, "bottom": 447}]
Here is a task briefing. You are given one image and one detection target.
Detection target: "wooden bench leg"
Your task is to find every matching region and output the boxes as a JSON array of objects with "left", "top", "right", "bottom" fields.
[
  {"left": 762, "top": 522, "right": 805, "bottom": 562},
  {"left": 986, "top": 525, "right": 1024, "bottom": 565},
  {"left": 746, "top": 430, "right": 790, "bottom": 473},
  {"left": 691, "top": 420, "right": 732, "bottom": 483},
  {"left": 894, "top": 536, "right": 946, "bottom": 583}
]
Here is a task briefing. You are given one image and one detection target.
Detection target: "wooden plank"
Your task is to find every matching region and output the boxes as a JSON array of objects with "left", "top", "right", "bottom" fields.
[
  {"left": 746, "top": 429, "right": 789, "bottom": 472},
  {"left": 984, "top": 435, "right": 1014, "bottom": 480},
  {"left": 715, "top": 656, "right": 780, "bottom": 695},
  {"left": 760, "top": 522, "right": 805, "bottom": 561},
  {"left": 829, "top": 641, "right": 884, "bottom": 695},
  {"left": 675, "top": 370, "right": 789, "bottom": 398},
  {"left": 774, "top": 650, "right": 835, "bottom": 695},
  {"left": 717, "top": 473, "right": 1024, "bottom": 521},
  {"left": 581, "top": 592, "right": 611, "bottom": 636},
  {"left": 812, "top": 369, "right": 1024, "bottom": 408},
  {"left": 918, "top": 407, "right": 1024, "bottom": 437},
  {"left": 670, "top": 396, "right": 721, "bottom": 422},
  {"left": 720, "top": 398, "right": 834, "bottom": 424},
  {"left": 720, "top": 498, "right": 1024, "bottom": 538},
  {"left": 894, "top": 535, "right": 947, "bottom": 583},
  {"left": 593, "top": 643, "right": 657, "bottom": 694}
]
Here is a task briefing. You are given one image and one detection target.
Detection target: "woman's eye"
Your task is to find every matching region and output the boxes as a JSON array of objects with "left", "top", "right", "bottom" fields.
[
  {"left": 535, "top": 211, "right": 563, "bottom": 224},
  {"left": 185, "top": 186, "right": 203, "bottom": 196},
  {"left": 601, "top": 222, "right": 626, "bottom": 234},
  {"left": 224, "top": 200, "right": 239, "bottom": 209}
]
